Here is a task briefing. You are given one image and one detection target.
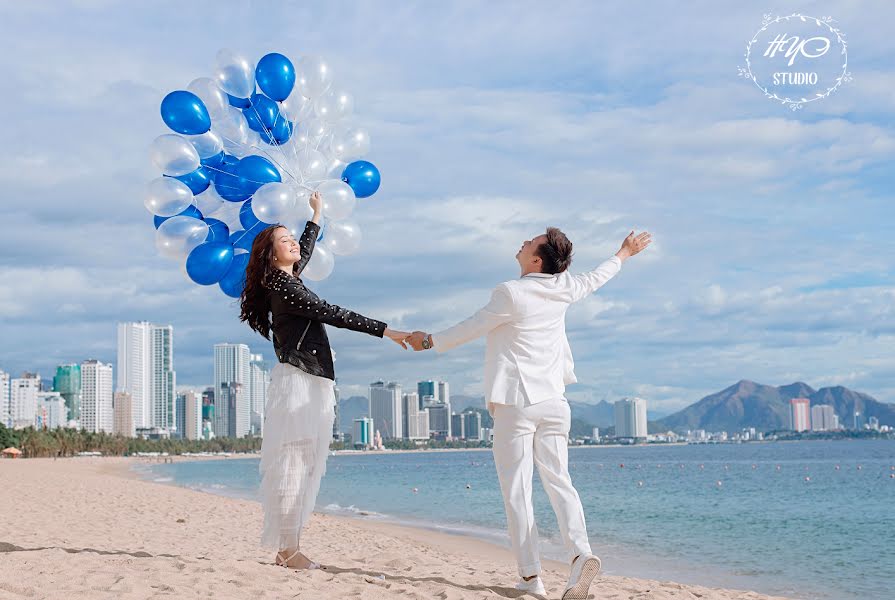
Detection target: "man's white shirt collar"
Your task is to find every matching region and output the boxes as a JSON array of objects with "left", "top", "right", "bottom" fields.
[{"left": 522, "top": 273, "right": 555, "bottom": 279}]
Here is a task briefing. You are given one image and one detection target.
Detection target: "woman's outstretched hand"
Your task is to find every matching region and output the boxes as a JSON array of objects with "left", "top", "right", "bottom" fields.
[{"left": 383, "top": 327, "right": 410, "bottom": 349}]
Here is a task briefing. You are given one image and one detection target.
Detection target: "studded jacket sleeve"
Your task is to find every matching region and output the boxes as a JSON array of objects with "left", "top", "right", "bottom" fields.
[
  {"left": 294, "top": 220, "right": 320, "bottom": 275},
  {"left": 270, "top": 273, "right": 388, "bottom": 338}
]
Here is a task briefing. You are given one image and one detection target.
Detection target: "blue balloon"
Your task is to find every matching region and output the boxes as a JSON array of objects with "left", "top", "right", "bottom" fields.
[
  {"left": 214, "top": 155, "right": 251, "bottom": 201},
  {"left": 219, "top": 252, "right": 251, "bottom": 298},
  {"left": 204, "top": 218, "right": 230, "bottom": 243},
  {"left": 171, "top": 166, "right": 210, "bottom": 195},
  {"left": 161, "top": 90, "right": 211, "bottom": 135},
  {"left": 243, "top": 106, "right": 264, "bottom": 132},
  {"left": 227, "top": 93, "right": 251, "bottom": 108},
  {"left": 153, "top": 205, "right": 203, "bottom": 229},
  {"left": 236, "top": 155, "right": 281, "bottom": 195},
  {"left": 229, "top": 228, "right": 257, "bottom": 252},
  {"left": 186, "top": 242, "right": 234, "bottom": 285},
  {"left": 255, "top": 53, "right": 295, "bottom": 102},
  {"left": 246, "top": 93, "right": 279, "bottom": 130},
  {"left": 262, "top": 117, "right": 293, "bottom": 145},
  {"left": 239, "top": 199, "right": 263, "bottom": 230},
  {"left": 341, "top": 161, "right": 381, "bottom": 198},
  {"left": 201, "top": 151, "right": 226, "bottom": 169}
]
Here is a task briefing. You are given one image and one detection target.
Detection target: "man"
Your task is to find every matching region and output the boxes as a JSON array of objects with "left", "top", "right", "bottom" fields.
[{"left": 407, "top": 227, "right": 651, "bottom": 599}]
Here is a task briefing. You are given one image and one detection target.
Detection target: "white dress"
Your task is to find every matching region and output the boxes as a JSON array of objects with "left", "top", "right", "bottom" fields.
[{"left": 259, "top": 362, "right": 335, "bottom": 550}]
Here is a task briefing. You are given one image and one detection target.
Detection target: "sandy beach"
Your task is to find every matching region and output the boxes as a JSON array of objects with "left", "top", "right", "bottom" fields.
[{"left": 0, "top": 457, "right": 792, "bottom": 600}]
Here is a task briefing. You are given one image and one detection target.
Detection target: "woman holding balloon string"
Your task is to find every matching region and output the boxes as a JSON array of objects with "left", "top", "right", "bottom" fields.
[{"left": 240, "top": 190, "right": 410, "bottom": 570}]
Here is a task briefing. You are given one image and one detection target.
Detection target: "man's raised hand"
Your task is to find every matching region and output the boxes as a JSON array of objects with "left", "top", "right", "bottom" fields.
[{"left": 615, "top": 231, "right": 652, "bottom": 262}]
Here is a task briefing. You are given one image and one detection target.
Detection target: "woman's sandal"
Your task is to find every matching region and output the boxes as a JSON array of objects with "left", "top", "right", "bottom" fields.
[{"left": 276, "top": 549, "right": 320, "bottom": 570}]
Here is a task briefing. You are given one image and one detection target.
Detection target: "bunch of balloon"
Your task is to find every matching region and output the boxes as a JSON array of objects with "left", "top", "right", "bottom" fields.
[{"left": 145, "top": 50, "right": 382, "bottom": 298}]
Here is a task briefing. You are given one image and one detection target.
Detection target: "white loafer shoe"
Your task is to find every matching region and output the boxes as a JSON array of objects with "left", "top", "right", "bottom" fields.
[
  {"left": 562, "top": 554, "right": 601, "bottom": 600},
  {"left": 515, "top": 576, "right": 546, "bottom": 595}
]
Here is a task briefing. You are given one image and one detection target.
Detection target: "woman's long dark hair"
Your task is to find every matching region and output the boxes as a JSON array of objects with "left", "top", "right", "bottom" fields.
[{"left": 240, "top": 224, "right": 293, "bottom": 339}]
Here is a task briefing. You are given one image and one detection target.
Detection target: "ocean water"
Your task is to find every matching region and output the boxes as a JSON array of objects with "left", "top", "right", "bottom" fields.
[{"left": 137, "top": 440, "right": 895, "bottom": 600}]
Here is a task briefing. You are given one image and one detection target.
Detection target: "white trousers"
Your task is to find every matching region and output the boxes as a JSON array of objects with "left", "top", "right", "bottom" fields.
[{"left": 492, "top": 398, "right": 592, "bottom": 577}]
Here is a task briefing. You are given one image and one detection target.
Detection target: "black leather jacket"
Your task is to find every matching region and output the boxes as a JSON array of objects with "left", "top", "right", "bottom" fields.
[{"left": 267, "top": 221, "right": 387, "bottom": 381}]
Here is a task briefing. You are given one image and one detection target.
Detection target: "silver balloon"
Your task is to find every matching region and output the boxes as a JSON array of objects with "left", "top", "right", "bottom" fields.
[
  {"left": 187, "top": 130, "right": 223, "bottom": 159},
  {"left": 323, "top": 220, "right": 362, "bottom": 256},
  {"left": 280, "top": 90, "right": 314, "bottom": 121},
  {"left": 296, "top": 55, "right": 333, "bottom": 99},
  {"left": 155, "top": 215, "right": 209, "bottom": 259},
  {"left": 187, "top": 77, "right": 229, "bottom": 117},
  {"left": 193, "top": 185, "right": 227, "bottom": 218},
  {"left": 150, "top": 134, "right": 200, "bottom": 176},
  {"left": 313, "top": 89, "right": 354, "bottom": 122},
  {"left": 215, "top": 107, "right": 249, "bottom": 154},
  {"left": 252, "top": 182, "right": 294, "bottom": 224},
  {"left": 301, "top": 244, "right": 335, "bottom": 280},
  {"left": 317, "top": 179, "right": 356, "bottom": 220},
  {"left": 144, "top": 177, "right": 193, "bottom": 217},
  {"left": 214, "top": 49, "right": 255, "bottom": 99},
  {"left": 297, "top": 147, "right": 327, "bottom": 181}
]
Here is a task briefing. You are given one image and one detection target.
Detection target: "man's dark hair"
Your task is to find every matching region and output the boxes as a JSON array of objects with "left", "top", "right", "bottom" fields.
[{"left": 535, "top": 227, "right": 573, "bottom": 274}]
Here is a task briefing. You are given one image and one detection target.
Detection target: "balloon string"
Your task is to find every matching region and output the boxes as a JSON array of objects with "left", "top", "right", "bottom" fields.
[
  {"left": 213, "top": 130, "right": 298, "bottom": 184},
  {"left": 247, "top": 102, "right": 298, "bottom": 182}
]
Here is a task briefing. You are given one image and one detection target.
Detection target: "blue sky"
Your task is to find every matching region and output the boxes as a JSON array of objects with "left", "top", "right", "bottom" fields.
[{"left": 0, "top": 1, "right": 892, "bottom": 411}]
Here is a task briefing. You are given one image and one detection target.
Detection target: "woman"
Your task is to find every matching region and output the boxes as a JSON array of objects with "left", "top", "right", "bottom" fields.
[{"left": 240, "top": 191, "right": 409, "bottom": 569}]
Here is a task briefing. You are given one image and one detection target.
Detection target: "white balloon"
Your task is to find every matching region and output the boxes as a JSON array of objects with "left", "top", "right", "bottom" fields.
[
  {"left": 214, "top": 106, "right": 249, "bottom": 154},
  {"left": 193, "top": 185, "right": 228, "bottom": 218},
  {"left": 280, "top": 90, "right": 314, "bottom": 121},
  {"left": 297, "top": 147, "right": 327, "bottom": 180},
  {"left": 187, "top": 77, "right": 229, "bottom": 117},
  {"left": 216, "top": 201, "right": 246, "bottom": 233},
  {"left": 155, "top": 216, "right": 209, "bottom": 259},
  {"left": 214, "top": 49, "right": 255, "bottom": 99},
  {"left": 324, "top": 157, "right": 347, "bottom": 180},
  {"left": 187, "top": 130, "right": 223, "bottom": 159},
  {"left": 150, "top": 134, "right": 200, "bottom": 176},
  {"left": 295, "top": 118, "right": 328, "bottom": 147},
  {"left": 314, "top": 89, "right": 354, "bottom": 122},
  {"left": 324, "top": 220, "right": 362, "bottom": 256},
  {"left": 317, "top": 179, "right": 356, "bottom": 220},
  {"left": 252, "top": 182, "right": 294, "bottom": 224},
  {"left": 144, "top": 177, "right": 193, "bottom": 217},
  {"left": 296, "top": 56, "right": 333, "bottom": 99},
  {"left": 327, "top": 127, "right": 370, "bottom": 161},
  {"left": 288, "top": 186, "right": 315, "bottom": 224},
  {"left": 301, "top": 244, "right": 335, "bottom": 281}
]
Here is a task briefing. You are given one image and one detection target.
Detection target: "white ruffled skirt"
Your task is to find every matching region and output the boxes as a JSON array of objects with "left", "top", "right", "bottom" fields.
[{"left": 259, "top": 362, "right": 335, "bottom": 550}]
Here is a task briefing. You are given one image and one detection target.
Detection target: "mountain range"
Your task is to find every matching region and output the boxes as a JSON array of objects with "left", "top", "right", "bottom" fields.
[{"left": 338, "top": 381, "right": 894, "bottom": 434}]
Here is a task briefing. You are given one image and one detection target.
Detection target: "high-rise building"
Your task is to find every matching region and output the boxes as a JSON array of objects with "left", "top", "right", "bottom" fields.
[
  {"left": 1, "top": 370, "right": 10, "bottom": 428},
  {"left": 463, "top": 410, "right": 482, "bottom": 441},
  {"left": 438, "top": 381, "right": 449, "bottom": 406},
  {"left": 401, "top": 392, "right": 430, "bottom": 440},
  {"left": 52, "top": 364, "right": 81, "bottom": 424},
  {"left": 180, "top": 390, "right": 202, "bottom": 440},
  {"left": 333, "top": 384, "right": 341, "bottom": 440},
  {"left": 81, "top": 360, "right": 113, "bottom": 433},
  {"left": 592, "top": 427, "right": 600, "bottom": 442},
  {"left": 117, "top": 322, "right": 176, "bottom": 432},
  {"left": 248, "top": 354, "right": 270, "bottom": 437},
  {"left": 451, "top": 413, "right": 465, "bottom": 439},
  {"left": 614, "top": 397, "right": 648, "bottom": 440},
  {"left": 36, "top": 392, "right": 67, "bottom": 430},
  {"left": 10, "top": 373, "right": 40, "bottom": 429},
  {"left": 425, "top": 400, "right": 451, "bottom": 439},
  {"left": 370, "top": 380, "right": 402, "bottom": 439},
  {"left": 417, "top": 381, "right": 438, "bottom": 409},
  {"left": 214, "top": 343, "right": 251, "bottom": 438},
  {"left": 352, "top": 417, "right": 374, "bottom": 449},
  {"left": 790, "top": 398, "right": 811, "bottom": 432},
  {"left": 811, "top": 404, "right": 837, "bottom": 432},
  {"left": 113, "top": 391, "right": 134, "bottom": 437},
  {"left": 853, "top": 411, "right": 865, "bottom": 430}
]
